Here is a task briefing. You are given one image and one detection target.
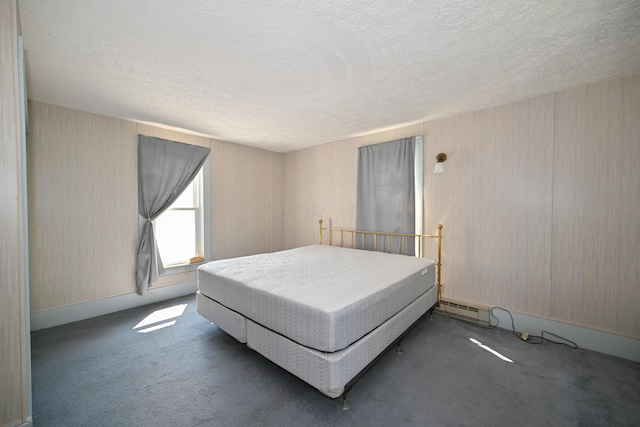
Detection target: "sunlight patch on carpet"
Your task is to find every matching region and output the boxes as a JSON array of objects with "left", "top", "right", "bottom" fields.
[
  {"left": 133, "top": 304, "right": 187, "bottom": 333},
  {"left": 469, "top": 338, "right": 513, "bottom": 363}
]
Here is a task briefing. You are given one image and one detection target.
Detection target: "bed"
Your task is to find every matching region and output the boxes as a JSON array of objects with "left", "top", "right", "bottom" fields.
[{"left": 196, "top": 220, "right": 443, "bottom": 408}]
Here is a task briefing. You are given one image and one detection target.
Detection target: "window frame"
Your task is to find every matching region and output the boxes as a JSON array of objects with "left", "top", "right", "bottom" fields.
[
  {"left": 140, "top": 157, "right": 211, "bottom": 274},
  {"left": 153, "top": 169, "right": 203, "bottom": 267}
]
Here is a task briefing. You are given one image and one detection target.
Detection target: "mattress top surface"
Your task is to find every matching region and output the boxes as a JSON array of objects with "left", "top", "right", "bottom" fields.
[{"left": 198, "top": 244, "right": 435, "bottom": 352}]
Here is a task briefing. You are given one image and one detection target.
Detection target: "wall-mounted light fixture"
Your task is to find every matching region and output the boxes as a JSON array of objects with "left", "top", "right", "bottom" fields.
[{"left": 434, "top": 153, "right": 447, "bottom": 174}]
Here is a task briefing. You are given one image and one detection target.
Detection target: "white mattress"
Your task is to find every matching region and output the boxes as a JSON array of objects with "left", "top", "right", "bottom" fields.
[{"left": 197, "top": 245, "right": 435, "bottom": 352}]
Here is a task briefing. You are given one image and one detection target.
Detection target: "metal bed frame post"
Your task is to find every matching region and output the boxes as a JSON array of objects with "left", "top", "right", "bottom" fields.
[{"left": 435, "top": 223, "right": 443, "bottom": 307}]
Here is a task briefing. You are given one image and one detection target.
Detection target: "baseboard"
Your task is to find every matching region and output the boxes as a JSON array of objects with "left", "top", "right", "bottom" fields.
[
  {"left": 29, "top": 283, "right": 640, "bottom": 362},
  {"left": 30, "top": 281, "right": 197, "bottom": 331},
  {"left": 488, "top": 308, "right": 640, "bottom": 363},
  {"left": 3, "top": 416, "right": 32, "bottom": 427}
]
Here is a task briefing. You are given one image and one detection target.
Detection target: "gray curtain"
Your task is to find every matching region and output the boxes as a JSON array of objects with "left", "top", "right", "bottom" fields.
[
  {"left": 355, "top": 137, "right": 416, "bottom": 255},
  {"left": 136, "top": 135, "right": 210, "bottom": 295}
]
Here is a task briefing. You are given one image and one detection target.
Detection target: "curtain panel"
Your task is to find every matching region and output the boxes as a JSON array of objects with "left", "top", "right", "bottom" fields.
[
  {"left": 355, "top": 137, "right": 416, "bottom": 255},
  {"left": 136, "top": 135, "right": 210, "bottom": 295}
]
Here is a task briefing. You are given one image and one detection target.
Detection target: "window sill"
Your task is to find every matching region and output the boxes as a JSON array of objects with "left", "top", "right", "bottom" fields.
[{"left": 162, "top": 260, "right": 209, "bottom": 276}]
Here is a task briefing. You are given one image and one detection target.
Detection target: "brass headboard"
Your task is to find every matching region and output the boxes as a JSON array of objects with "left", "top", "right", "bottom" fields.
[{"left": 318, "top": 219, "right": 444, "bottom": 305}]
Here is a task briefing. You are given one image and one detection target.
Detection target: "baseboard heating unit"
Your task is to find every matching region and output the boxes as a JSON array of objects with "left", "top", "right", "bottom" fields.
[{"left": 436, "top": 298, "right": 491, "bottom": 326}]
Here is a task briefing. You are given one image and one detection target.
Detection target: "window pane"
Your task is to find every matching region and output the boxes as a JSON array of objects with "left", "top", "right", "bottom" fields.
[
  {"left": 155, "top": 210, "right": 196, "bottom": 265},
  {"left": 171, "top": 181, "right": 195, "bottom": 209}
]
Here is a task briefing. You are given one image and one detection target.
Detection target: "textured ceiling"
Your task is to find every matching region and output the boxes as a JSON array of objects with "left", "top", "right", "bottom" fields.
[{"left": 18, "top": 0, "right": 640, "bottom": 152}]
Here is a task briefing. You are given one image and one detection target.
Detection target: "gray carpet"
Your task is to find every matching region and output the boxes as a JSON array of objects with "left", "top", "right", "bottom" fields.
[{"left": 31, "top": 294, "right": 640, "bottom": 426}]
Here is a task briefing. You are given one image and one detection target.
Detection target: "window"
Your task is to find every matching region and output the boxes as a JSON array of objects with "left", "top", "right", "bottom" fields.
[{"left": 153, "top": 167, "right": 205, "bottom": 266}]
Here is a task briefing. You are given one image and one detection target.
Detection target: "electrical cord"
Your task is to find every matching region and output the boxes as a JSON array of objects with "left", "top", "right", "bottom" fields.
[
  {"left": 439, "top": 302, "right": 578, "bottom": 350},
  {"left": 491, "top": 307, "right": 578, "bottom": 349}
]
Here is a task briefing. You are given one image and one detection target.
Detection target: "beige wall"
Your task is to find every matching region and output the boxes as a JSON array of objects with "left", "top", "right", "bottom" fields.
[
  {"left": 282, "top": 124, "right": 424, "bottom": 249},
  {"left": 423, "top": 94, "right": 556, "bottom": 317},
  {"left": 27, "top": 102, "right": 284, "bottom": 312},
  {"left": 283, "top": 74, "right": 639, "bottom": 339},
  {"left": 1, "top": 0, "right": 30, "bottom": 425},
  {"left": 21, "top": 67, "right": 640, "bottom": 340},
  {"left": 551, "top": 77, "right": 639, "bottom": 335},
  {"left": 28, "top": 103, "right": 138, "bottom": 309},
  {"left": 209, "top": 137, "right": 284, "bottom": 259}
]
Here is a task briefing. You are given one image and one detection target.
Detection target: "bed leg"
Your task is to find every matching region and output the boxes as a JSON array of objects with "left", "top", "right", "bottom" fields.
[
  {"left": 396, "top": 341, "right": 402, "bottom": 354},
  {"left": 340, "top": 393, "right": 349, "bottom": 411}
]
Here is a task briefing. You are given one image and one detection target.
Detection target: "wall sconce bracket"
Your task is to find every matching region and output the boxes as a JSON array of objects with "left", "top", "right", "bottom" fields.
[{"left": 434, "top": 153, "right": 447, "bottom": 174}]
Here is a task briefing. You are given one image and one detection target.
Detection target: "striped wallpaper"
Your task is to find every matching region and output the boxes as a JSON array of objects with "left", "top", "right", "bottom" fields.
[
  {"left": 551, "top": 76, "right": 639, "bottom": 334},
  {"left": 28, "top": 103, "right": 138, "bottom": 309},
  {"left": 1, "top": 0, "right": 29, "bottom": 424},
  {"left": 27, "top": 103, "right": 284, "bottom": 312},
  {"left": 423, "top": 93, "right": 556, "bottom": 317},
  {"left": 23, "top": 74, "right": 639, "bottom": 339},
  {"left": 283, "top": 74, "right": 639, "bottom": 339}
]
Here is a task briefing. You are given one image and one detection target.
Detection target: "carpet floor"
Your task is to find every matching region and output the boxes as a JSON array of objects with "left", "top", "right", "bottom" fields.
[{"left": 31, "top": 294, "right": 640, "bottom": 426}]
